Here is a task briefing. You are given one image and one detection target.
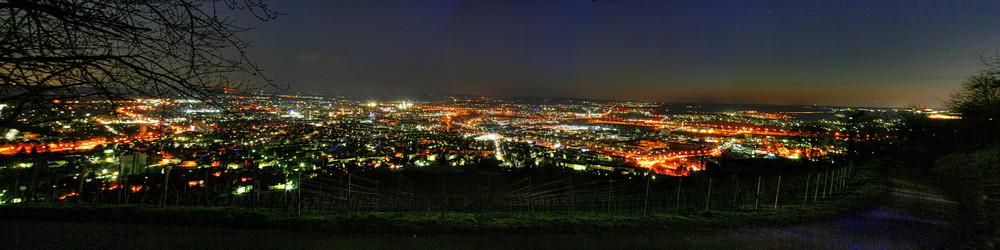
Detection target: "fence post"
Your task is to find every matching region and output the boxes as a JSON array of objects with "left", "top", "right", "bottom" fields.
[
  {"left": 842, "top": 167, "right": 848, "bottom": 189},
  {"left": 827, "top": 170, "right": 837, "bottom": 196},
  {"left": 705, "top": 178, "right": 713, "bottom": 211},
  {"left": 835, "top": 168, "right": 841, "bottom": 190},
  {"left": 814, "top": 171, "right": 821, "bottom": 202},
  {"left": 675, "top": 178, "right": 682, "bottom": 214},
  {"left": 839, "top": 168, "right": 844, "bottom": 190},
  {"left": 841, "top": 167, "right": 847, "bottom": 189},
  {"left": 828, "top": 169, "right": 835, "bottom": 193},
  {"left": 821, "top": 170, "right": 828, "bottom": 199},
  {"left": 754, "top": 176, "right": 761, "bottom": 210},
  {"left": 837, "top": 168, "right": 845, "bottom": 191},
  {"left": 834, "top": 168, "right": 844, "bottom": 191},
  {"left": 842, "top": 167, "right": 847, "bottom": 188},
  {"left": 644, "top": 175, "right": 651, "bottom": 216},
  {"left": 773, "top": 175, "right": 782, "bottom": 209},
  {"left": 397, "top": 175, "right": 404, "bottom": 214},
  {"left": 607, "top": 179, "right": 613, "bottom": 218},
  {"left": 804, "top": 173, "right": 811, "bottom": 204},
  {"left": 297, "top": 171, "right": 302, "bottom": 214},
  {"left": 440, "top": 175, "right": 446, "bottom": 219},
  {"left": 732, "top": 177, "right": 740, "bottom": 211},
  {"left": 569, "top": 177, "right": 575, "bottom": 213},
  {"left": 529, "top": 176, "right": 534, "bottom": 217},
  {"left": 161, "top": 166, "right": 172, "bottom": 208}
]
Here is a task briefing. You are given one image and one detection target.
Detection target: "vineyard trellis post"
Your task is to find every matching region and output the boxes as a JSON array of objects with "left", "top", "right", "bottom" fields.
[
  {"left": 705, "top": 178, "right": 712, "bottom": 211},
  {"left": 804, "top": 173, "right": 810, "bottom": 204},
  {"left": 841, "top": 167, "right": 848, "bottom": 189},
  {"left": 822, "top": 169, "right": 828, "bottom": 198},
  {"left": 732, "top": 176, "right": 740, "bottom": 211},
  {"left": 814, "top": 171, "right": 821, "bottom": 202},
  {"left": 644, "top": 175, "right": 651, "bottom": 216},
  {"left": 754, "top": 176, "right": 761, "bottom": 210},
  {"left": 675, "top": 178, "right": 682, "bottom": 214},
  {"left": 773, "top": 175, "right": 781, "bottom": 209},
  {"left": 607, "top": 179, "right": 614, "bottom": 218}
]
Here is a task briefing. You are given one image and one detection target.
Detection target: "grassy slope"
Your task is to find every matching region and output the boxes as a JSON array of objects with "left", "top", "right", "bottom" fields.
[
  {"left": 931, "top": 146, "right": 1000, "bottom": 248},
  {"left": 0, "top": 165, "right": 885, "bottom": 235}
]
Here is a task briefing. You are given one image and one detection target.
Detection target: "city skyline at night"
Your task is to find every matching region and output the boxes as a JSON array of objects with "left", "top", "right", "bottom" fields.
[{"left": 2, "top": 1, "right": 999, "bottom": 248}]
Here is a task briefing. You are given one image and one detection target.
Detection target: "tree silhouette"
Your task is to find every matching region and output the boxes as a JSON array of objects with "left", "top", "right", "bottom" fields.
[
  {"left": 949, "top": 55, "right": 1000, "bottom": 145},
  {"left": 950, "top": 55, "right": 1000, "bottom": 121},
  {"left": 0, "top": 0, "right": 281, "bottom": 134}
]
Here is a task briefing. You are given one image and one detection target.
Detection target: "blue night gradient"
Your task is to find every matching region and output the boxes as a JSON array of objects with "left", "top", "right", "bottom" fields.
[{"left": 244, "top": 0, "right": 1000, "bottom": 108}]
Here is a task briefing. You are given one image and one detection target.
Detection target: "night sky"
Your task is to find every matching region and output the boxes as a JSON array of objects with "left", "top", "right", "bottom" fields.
[{"left": 242, "top": 0, "right": 1000, "bottom": 108}]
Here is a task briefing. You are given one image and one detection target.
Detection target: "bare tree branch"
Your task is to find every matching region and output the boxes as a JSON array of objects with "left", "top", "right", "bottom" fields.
[{"left": 0, "top": 0, "right": 282, "bottom": 134}]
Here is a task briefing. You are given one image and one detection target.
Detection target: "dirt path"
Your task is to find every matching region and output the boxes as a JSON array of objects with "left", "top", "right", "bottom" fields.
[
  {"left": 688, "top": 176, "right": 964, "bottom": 249},
  {"left": 0, "top": 172, "right": 964, "bottom": 249}
]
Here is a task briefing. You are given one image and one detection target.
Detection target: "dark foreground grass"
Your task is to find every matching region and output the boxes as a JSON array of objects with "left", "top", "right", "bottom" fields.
[
  {"left": 931, "top": 146, "right": 1000, "bottom": 248},
  {"left": 0, "top": 166, "right": 885, "bottom": 235}
]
